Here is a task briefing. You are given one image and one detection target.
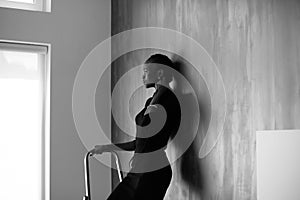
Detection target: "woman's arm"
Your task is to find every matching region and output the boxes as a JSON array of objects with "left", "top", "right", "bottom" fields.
[
  {"left": 90, "top": 140, "right": 136, "bottom": 155},
  {"left": 112, "top": 140, "right": 136, "bottom": 151}
]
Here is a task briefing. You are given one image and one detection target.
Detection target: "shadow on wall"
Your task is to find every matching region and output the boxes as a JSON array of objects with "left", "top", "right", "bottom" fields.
[{"left": 171, "top": 57, "right": 211, "bottom": 198}]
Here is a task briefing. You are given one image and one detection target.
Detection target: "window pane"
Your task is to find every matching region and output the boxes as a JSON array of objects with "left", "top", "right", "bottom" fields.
[
  {"left": 7, "top": 0, "right": 34, "bottom": 4},
  {"left": 0, "top": 0, "right": 51, "bottom": 12},
  {"left": 0, "top": 50, "right": 43, "bottom": 200}
]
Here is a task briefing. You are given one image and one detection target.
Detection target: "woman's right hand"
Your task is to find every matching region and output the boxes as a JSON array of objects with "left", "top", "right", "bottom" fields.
[{"left": 90, "top": 145, "right": 107, "bottom": 156}]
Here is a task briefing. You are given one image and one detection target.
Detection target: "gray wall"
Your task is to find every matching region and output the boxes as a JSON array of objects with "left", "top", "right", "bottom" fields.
[
  {"left": 0, "top": 0, "right": 111, "bottom": 199},
  {"left": 111, "top": 0, "right": 300, "bottom": 199}
]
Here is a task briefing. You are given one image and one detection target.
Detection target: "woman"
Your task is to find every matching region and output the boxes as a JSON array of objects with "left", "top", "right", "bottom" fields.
[{"left": 90, "top": 54, "right": 181, "bottom": 200}]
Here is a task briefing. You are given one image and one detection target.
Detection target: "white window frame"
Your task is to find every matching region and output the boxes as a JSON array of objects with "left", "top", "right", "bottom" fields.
[
  {"left": 0, "top": 0, "right": 51, "bottom": 12},
  {"left": 0, "top": 39, "right": 51, "bottom": 200}
]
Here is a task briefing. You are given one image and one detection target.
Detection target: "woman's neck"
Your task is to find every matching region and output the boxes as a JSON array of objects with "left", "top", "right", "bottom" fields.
[{"left": 155, "top": 79, "right": 170, "bottom": 91}]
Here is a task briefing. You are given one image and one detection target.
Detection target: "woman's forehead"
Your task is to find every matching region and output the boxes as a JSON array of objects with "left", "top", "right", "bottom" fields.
[{"left": 143, "top": 63, "right": 164, "bottom": 71}]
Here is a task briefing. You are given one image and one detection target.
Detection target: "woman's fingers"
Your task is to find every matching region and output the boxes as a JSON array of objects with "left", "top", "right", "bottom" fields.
[
  {"left": 90, "top": 145, "right": 104, "bottom": 156},
  {"left": 90, "top": 149, "right": 97, "bottom": 156},
  {"left": 144, "top": 104, "right": 158, "bottom": 115},
  {"left": 90, "top": 150, "right": 95, "bottom": 156},
  {"left": 90, "top": 147, "right": 98, "bottom": 156}
]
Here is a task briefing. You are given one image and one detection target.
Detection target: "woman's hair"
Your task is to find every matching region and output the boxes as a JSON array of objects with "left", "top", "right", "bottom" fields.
[{"left": 145, "top": 54, "right": 174, "bottom": 83}]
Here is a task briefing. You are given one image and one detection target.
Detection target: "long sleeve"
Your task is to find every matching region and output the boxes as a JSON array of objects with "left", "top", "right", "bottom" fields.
[{"left": 114, "top": 140, "right": 136, "bottom": 151}]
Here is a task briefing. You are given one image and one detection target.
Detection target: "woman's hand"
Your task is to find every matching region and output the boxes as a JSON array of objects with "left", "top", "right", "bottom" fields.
[
  {"left": 90, "top": 145, "right": 107, "bottom": 156},
  {"left": 144, "top": 104, "right": 158, "bottom": 115}
]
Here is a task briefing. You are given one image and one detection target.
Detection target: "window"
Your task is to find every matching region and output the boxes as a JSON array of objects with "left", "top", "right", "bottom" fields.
[
  {"left": 0, "top": 0, "right": 51, "bottom": 12},
  {"left": 0, "top": 41, "right": 50, "bottom": 200}
]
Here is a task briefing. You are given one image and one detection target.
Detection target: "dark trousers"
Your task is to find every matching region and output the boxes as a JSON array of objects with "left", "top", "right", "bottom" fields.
[{"left": 107, "top": 165, "right": 172, "bottom": 200}]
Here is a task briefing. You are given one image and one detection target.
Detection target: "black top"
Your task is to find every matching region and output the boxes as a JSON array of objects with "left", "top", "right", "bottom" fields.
[
  {"left": 134, "top": 85, "right": 181, "bottom": 154},
  {"left": 113, "top": 85, "right": 181, "bottom": 171}
]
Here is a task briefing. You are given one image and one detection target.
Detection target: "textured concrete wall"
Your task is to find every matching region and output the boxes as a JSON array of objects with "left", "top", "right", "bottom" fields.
[{"left": 111, "top": 0, "right": 300, "bottom": 199}]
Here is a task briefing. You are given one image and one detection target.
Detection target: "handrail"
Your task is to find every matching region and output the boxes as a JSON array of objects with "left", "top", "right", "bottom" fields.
[
  {"left": 82, "top": 150, "right": 124, "bottom": 200},
  {"left": 111, "top": 151, "right": 124, "bottom": 182},
  {"left": 83, "top": 151, "right": 92, "bottom": 200}
]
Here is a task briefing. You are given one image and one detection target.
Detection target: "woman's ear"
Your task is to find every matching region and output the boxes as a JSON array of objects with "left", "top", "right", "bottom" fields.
[{"left": 157, "top": 69, "right": 164, "bottom": 79}]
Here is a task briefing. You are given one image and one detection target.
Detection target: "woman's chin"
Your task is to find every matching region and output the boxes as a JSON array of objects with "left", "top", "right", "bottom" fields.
[{"left": 144, "top": 83, "right": 155, "bottom": 88}]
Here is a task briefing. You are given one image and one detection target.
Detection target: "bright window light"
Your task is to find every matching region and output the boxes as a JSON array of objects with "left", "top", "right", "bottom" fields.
[
  {"left": 7, "top": 0, "right": 34, "bottom": 4},
  {"left": 0, "top": 41, "right": 50, "bottom": 200},
  {"left": 0, "top": 0, "right": 51, "bottom": 12}
]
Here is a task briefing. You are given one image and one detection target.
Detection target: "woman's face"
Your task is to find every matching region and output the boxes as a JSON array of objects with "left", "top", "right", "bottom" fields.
[{"left": 142, "top": 63, "right": 159, "bottom": 88}]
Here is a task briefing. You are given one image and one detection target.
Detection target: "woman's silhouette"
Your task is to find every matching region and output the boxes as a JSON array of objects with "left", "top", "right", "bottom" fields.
[{"left": 91, "top": 54, "right": 181, "bottom": 200}]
